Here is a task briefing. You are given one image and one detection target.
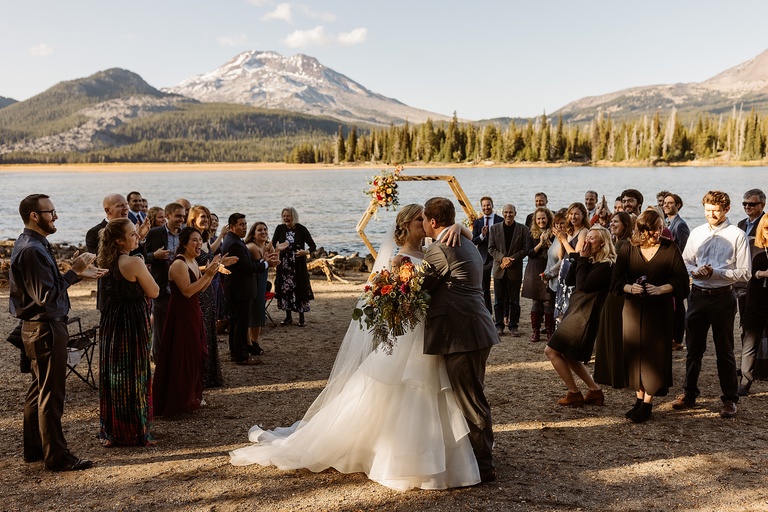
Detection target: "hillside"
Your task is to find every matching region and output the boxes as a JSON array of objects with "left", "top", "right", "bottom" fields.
[{"left": 0, "top": 96, "right": 16, "bottom": 109}]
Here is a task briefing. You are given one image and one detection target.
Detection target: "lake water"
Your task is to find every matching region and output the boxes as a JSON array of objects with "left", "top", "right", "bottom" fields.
[{"left": 1, "top": 166, "right": 766, "bottom": 255}]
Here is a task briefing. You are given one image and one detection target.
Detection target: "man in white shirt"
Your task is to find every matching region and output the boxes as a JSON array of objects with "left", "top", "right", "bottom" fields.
[
  {"left": 472, "top": 196, "right": 503, "bottom": 314},
  {"left": 584, "top": 190, "right": 598, "bottom": 220},
  {"left": 672, "top": 191, "right": 751, "bottom": 418}
]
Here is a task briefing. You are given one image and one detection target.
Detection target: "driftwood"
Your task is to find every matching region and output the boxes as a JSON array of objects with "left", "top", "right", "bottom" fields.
[
  {"left": 307, "top": 256, "right": 351, "bottom": 283},
  {"left": 306, "top": 250, "right": 372, "bottom": 283}
]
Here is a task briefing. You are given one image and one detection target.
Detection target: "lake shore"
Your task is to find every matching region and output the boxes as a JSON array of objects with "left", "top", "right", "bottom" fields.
[{"left": 1, "top": 157, "right": 767, "bottom": 173}]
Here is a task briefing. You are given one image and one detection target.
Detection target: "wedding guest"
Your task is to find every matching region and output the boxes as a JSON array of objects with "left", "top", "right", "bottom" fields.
[
  {"left": 176, "top": 198, "right": 192, "bottom": 221},
  {"left": 97, "top": 219, "right": 159, "bottom": 446},
  {"left": 188, "top": 205, "right": 234, "bottom": 388},
  {"left": 524, "top": 192, "right": 548, "bottom": 228},
  {"left": 735, "top": 189, "right": 765, "bottom": 341},
  {"left": 656, "top": 190, "right": 671, "bottom": 208},
  {"left": 223, "top": 213, "right": 279, "bottom": 364},
  {"left": 613, "top": 196, "right": 623, "bottom": 213},
  {"left": 591, "top": 195, "right": 611, "bottom": 227},
  {"left": 127, "top": 191, "right": 145, "bottom": 224},
  {"left": 522, "top": 207, "right": 554, "bottom": 342},
  {"left": 148, "top": 206, "right": 166, "bottom": 228},
  {"left": 153, "top": 227, "right": 222, "bottom": 416},
  {"left": 673, "top": 191, "right": 751, "bottom": 418},
  {"left": 472, "top": 196, "right": 503, "bottom": 314},
  {"left": 488, "top": 204, "right": 529, "bottom": 337},
  {"left": 86, "top": 193, "right": 130, "bottom": 255},
  {"left": 141, "top": 198, "right": 149, "bottom": 216},
  {"left": 593, "top": 212, "right": 634, "bottom": 389},
  {"left": 662, "top": 193, "right": 690, "bottom": 350},
  {"left": 611, "top": 210, "right": 689, "bottom": 422},
  {"left": 10, "top": 194, "right": 106, "bottom": 471},
  {"left": 144, "top": 202, "right": 184, "bottom": 360},
  {"left": 621, "top": 189, "right": 644, "bottom": 216},
  {"left": 552, "top": 202, "right": 590, "bottom": 320},
  {"left": 584, "top": 190, "right": 598, "bottom": 219},
  {"left": 245, "top": 222, "right": 287, "bottom": 354},
  {"left": 541, "top": 209, "right": 567, "bottom": 338},
  {"left": 545, "top": 226, "right": 615, "bottom": 407},
  {"left": 738, "top": 213, "right": 768, "bottom": 396},
  {"left": 209, "top": 213, "right": 220, "bottom": 241},
  {"left": 272, "top": 207, "right": 316, "bottom": 327}
]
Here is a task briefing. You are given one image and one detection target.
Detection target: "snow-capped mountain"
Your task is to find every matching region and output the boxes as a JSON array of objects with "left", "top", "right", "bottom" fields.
[{"left": 164, "top": 50, "right": 450, "bottom": 126}]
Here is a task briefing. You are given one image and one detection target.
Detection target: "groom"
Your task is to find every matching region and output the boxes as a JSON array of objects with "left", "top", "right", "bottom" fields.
[{"left": 421, "top": 197, "right": 499, "bottom": 483}]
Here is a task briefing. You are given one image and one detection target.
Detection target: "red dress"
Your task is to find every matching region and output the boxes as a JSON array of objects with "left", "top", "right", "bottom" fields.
[{"left": 153, "top": 257, "right": 206, "bottom": 416}]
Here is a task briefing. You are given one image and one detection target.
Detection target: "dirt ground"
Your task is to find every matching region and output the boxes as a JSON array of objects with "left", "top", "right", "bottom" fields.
[{"left": 1, "top": 273, "right": 767, "bottom": 512}]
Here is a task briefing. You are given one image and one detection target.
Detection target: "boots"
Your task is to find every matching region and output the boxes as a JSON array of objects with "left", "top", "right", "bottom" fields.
[
  {"left": 557, "top": 391, "right": 584, "bottom": 407},
  {"left": 530, "top": 311, "right": 542, "bottom": 342},
  {"left": 629, "top": 402, "right": 653, "bottom": 423},
  {"left": 544, "top": 312, "right": 556, "bottom": 340}
]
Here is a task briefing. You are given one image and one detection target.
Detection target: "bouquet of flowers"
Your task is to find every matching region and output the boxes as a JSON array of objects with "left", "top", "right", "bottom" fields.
[
  {"left": 352, "top": 256, "right": 431, "bottom": 354},
  {"left": 364, "top": 165, "right": 403, "bottom": 210}
]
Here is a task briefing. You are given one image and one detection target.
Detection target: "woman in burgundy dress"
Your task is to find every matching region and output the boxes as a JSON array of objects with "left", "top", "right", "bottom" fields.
[{"left": 153, "top": 227, "right": 222, "bottom": 417}]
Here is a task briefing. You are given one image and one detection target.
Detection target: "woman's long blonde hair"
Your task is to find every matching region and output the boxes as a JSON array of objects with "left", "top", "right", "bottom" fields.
[
  {"left": 394, "top": 204, "right": 424, "bottom": 247},
  {"left": 588, "top": 225, "right": 616, "bottom": 264}
]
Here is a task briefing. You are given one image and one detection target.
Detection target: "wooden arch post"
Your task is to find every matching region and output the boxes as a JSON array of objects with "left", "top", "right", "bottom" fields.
[{"left": 356, "top": 174, "right": 475, "bottom": 259}]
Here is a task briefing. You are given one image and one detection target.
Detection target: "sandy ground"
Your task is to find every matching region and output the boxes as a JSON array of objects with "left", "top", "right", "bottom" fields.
[{"left": 1, "top": 274, "right": 768, "bottom": 512}]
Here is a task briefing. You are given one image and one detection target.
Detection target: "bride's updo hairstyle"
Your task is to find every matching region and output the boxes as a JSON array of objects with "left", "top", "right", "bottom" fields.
[{"left": 394, "top": 204, "right": 424, "bottom": 247}]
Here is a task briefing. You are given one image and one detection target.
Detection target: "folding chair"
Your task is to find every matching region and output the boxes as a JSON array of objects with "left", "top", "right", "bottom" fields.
[
  {"left": 264, "top": 291, "right": 277, "bottom": 327},
  {"left": 66, "top": 317, "right": 98, "bottom": 390}
]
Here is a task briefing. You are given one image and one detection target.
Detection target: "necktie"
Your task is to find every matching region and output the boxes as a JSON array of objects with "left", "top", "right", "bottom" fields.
[{"left": 485, "top": 217, "right": 490, "bottom": 227}]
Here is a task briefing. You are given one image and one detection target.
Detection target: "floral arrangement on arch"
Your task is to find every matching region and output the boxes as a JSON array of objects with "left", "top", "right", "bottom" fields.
[
  {"left": 352, "top": 256, "right": 431, "bottom": 354},
  {"left": 364, "top": 165, "right": 403, "bottom": 210},
  {"left": 461, "top": 206, "right": 483, "bottom": 228}
]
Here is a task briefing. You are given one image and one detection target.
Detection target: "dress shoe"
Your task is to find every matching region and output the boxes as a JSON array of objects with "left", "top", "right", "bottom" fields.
[
  {"left": 235, "top": 357, "right": 264, "bottom": 366},
  {"left": 584, "top": 389, "right": 605, "bottom": 406},
  {"left": 737, "top": 384, "right": 751, "bottom": 397},
  {"left": 629, "top": 402, "right": 653, "bottom": 423},
  {"left": 280, "top": 317, "right": 293, "bottom": 326},
  {"left": 496, "top": 327, "right": 505, "bottom": 336},
  {"left": 557, "top": 390, "right": 584, "bottom": 407},
  {"left": 479, "top": 469, "right": 497, "bottom": 483},
  {"left": 247, "top": 343, "right": 265, "bottom": 356},
  {"left": 671, "top": 341, "right": 685, "bottom": 351},
  {"left": 509, "top": 328, "right": 521, "bottom": 338},
  {"left": 720, "top": 400, "right": 738, "bottom": 418},
  {"left": 23, "top": 453, "right": 44, "bottom": 463},
  {"left": 625, "top": 398, "right": 643, "bottom": 419},
  {"left": 46, "top": 453, "right": 93, "bottom": 472},
  {"left": 671, "top": 394, "right": 696, "bottom": 410}
]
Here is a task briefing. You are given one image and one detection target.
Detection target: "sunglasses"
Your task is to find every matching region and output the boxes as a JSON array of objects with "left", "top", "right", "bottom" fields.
[{"left": 743, "top": 202, "right": 761, "bottom": 207}]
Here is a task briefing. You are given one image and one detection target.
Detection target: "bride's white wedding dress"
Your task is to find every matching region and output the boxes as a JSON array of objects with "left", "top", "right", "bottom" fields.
[{"left": 230, "top": 245, "right": 480, "bottom": 491}]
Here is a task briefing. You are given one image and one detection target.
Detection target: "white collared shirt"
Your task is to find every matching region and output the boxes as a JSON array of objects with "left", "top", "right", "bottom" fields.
[{"left": 682, "top": 218, "right": 751, "bottom": 288}]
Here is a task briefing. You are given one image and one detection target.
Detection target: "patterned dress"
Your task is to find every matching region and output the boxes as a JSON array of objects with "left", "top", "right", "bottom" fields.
[
  {"left": 277, "top": 230, "right": 314, "bottom": 313},
  {"left": 196, "top": 250, "right": 223, "bottom": 388},
  {"left": 99, "top": 265, "right": 153, "bottom": 446}
]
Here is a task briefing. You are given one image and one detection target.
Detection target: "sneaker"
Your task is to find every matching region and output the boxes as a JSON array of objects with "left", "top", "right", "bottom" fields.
[
  {"left": 671, "top": 394, "right": 696, "bottom": 410},
  {"left": 720, "top": 400, "right": 737, "bottom": 418}
]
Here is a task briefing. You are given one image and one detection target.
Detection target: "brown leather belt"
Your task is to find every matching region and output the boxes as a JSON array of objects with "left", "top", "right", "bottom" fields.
[{"left": 692, "top": 284, "right": 733, "bottom": 295}]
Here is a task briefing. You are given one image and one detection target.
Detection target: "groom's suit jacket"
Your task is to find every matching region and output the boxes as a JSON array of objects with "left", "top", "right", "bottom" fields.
[{"left": 421, "top": 229, "right": 499, "bottom": 355}]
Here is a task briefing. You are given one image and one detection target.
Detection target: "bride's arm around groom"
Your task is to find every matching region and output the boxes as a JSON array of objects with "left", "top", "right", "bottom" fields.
[{"left": 419, "top": 197, "right": 499, "bottom": 483}]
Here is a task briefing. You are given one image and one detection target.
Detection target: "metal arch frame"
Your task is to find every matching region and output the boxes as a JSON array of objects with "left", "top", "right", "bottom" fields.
[{"left": 356, "top": 175, "right": 474, "bottom": 259}]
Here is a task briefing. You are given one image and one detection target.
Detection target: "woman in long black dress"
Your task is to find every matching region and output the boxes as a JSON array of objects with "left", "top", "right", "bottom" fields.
[
  {"left": 611, "top": 210, "right": 689, "bottom": 422},
  {"left": 593, "top": 212, "right": 634, "bottom": 388},
  {"left": 98, "top": 219, "right": 159, "bottom": 446},
  {"left": 545, "top": 225, "right": 615, "bottom": 408},
  {"left": 739, "top": 214, "right": 768, "bottom": 395},
  {"left": 272, "top": 207, "right": 316, "bottom": 327},
  {"left": 153, "top": 227, "right": 222, "bottom": 416},
  {"left": 523, "top": 207, "right": 554, "bottom": 342}
]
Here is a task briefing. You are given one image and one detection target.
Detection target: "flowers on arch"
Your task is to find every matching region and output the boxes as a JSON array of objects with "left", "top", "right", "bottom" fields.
[
  {"left": 352, "top": 256, "right": 431, "bottom": 354},
  {"left": 364, "top": 165, "right": 403, "bottom": 210},
  {"left": 461, "top": 206, "right": 483, "bottom": 228}
]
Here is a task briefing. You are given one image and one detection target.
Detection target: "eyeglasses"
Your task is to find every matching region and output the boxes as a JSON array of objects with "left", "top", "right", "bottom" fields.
[
  {"left": 743, "top": 202, "right": 761, "bottom": 207},
  {"left": 35, "top": 209, "right": 56, "bottom": 216}
]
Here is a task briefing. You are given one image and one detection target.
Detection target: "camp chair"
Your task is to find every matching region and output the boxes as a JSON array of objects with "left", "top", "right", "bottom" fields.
[
  {"left": 264, "top": 291, "right": 276, "bottom": 327},
  {"left": 66, "top": 317, "right": 98, "bottom": 390}
]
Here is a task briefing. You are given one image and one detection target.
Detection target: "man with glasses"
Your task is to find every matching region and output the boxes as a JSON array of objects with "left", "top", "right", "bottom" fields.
[
  {"left": 620, "top": 189, "right": 644, "bottom": 216},
  {"left": 738, "top": 189, "right": 765, "bottom": 241},
  {"left": 10, "top": 194, "right": 106, "bottom": 471}
]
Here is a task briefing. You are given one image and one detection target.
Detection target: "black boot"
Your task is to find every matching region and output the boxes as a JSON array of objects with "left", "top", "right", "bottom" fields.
[
  {"left": 247, "top": 343, "right": 264, "bottom": 356},
  {"left": 625, "top": 398, "right": 643, "bottom": 419},
  {"left": 281, "top": 312, "right": 293, "bottom": 326},
  {"left": 629, "top": 402, "right": 653, "bottom": 423},
  {"left": 298, "top": 312, "right": 305, "bottom": 327}
]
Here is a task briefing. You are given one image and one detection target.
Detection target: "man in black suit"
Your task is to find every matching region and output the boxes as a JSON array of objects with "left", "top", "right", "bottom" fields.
[
  {"left": 85, "top": 193, "right": 130, "bottom": 254},
  {"left": 488, "top": 204, "right": 529, "bottom": 337},
  {"left": 472, "top": 196, "right": 503, "bottom": 314},
  {"left": 421, "top": 197, "right": 499, "bottom": 483},
  {"left": 735, "top": 188, "right": 765, "bottom": 367},
  {"left": 662, "top": 193, "right": 690, "bottom": 350},
  {"left": 144, "top": 203, "right": 183, "bottom": 360},
  {"left": 221, "top": 213, "right": 278, "bottom": 364},
  {"left": 127, "top": 191, "right": 145, "bottom": 224},
  {"left": 524, "top": 192, "right": 548, "bottom": 228}
]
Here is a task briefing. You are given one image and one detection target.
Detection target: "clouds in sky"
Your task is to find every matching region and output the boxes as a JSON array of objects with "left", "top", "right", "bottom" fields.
[
  {"left": 256, "top": 1, "right": 364, "bottom": 48},
  {"left": 29, "top": 43, "right": 53, "bottom": 57},
  {"left": 218, "top": 34, "right": 251, "bottom": 47}
]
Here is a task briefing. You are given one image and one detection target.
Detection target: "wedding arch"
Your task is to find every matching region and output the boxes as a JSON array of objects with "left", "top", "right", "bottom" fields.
[{"left": 356, "top": 173, "right": 475, "bottom": 259}]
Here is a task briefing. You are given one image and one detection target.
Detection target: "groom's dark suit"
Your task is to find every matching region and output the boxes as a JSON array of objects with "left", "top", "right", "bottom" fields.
[{"left": 422, "top": 228, "right": 499, "bottom": 475}]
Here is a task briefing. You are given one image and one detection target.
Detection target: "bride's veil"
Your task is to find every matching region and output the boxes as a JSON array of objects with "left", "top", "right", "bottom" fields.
[{"left": 298, "top": 221, "right": 399, "bottom": 424}]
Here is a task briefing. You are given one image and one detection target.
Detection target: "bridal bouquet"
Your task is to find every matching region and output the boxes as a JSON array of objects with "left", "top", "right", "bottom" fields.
[
  {"left": 352, "top": 256, "right": 431, "bottom": 354},
  {"left": 364, "top": 165, "right": 403, "bottom": 210}
]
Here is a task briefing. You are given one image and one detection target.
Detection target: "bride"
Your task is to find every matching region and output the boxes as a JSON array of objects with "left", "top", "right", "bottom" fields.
[{"left": 230, "top": 204, "right": 481, "bottom": 490}]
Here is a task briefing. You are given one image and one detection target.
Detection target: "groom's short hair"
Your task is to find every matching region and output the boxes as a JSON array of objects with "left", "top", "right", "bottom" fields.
[{"left": 424, "top": 197, "right": 455, "bottom": 227}]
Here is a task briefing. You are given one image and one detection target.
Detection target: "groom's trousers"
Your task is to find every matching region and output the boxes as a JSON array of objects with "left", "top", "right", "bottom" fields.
[{"left": 444, "top": 347, "right": 494, "bottom": 473}]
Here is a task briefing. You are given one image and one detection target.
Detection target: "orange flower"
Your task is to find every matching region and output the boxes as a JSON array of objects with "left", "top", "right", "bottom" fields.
[{"left": 380, "top": 284, "right": 394, "bottom": 295}]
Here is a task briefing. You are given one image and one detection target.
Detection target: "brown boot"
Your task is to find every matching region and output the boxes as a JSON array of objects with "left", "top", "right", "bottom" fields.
[
  {"left": 557, "top": 391, "right": 584, "bottom": 407},
  {"left": 584, "top": 389, "right": 605, "bottom": 406},
  {"left": 530, "top": 311, "right": 542, "bottom": 342},
  {"left": 544, "top": 313, "right": 556, "bottom": 340}
]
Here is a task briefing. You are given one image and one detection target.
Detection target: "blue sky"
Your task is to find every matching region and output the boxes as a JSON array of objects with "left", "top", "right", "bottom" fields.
[{"left": 3, "top": 0, "right": 768, "bottom": 120}]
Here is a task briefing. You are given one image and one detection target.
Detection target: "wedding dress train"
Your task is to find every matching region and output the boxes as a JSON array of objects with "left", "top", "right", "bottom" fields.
[{"left": 230, "top": 254, "right": 480, "bottom": 491}]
